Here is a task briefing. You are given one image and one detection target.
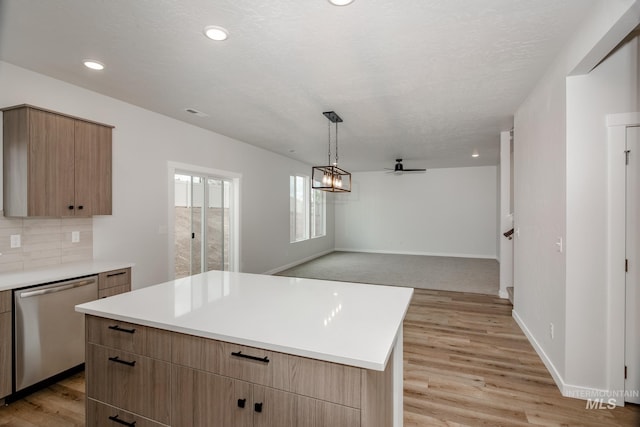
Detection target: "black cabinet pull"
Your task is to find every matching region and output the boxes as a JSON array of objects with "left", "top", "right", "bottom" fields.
[
  {"left": 254, "top": 402, "right": 263, "bottom": 413},
  {"left": 108, "top": 356, "right": 136, "bottom": 367},
  {"left": 237, "top": 398, "right": 246, "bottom": 408},
  {"left": 107, "top": 271, "right": 127, "bottom": 277},
  {"left": 68, "top": 205, "right": 74, "bottom": 210},
  {"left": 108, "top": 415, "right": 136, "bottom": 426},
  {"left": 78, "top": 205, "right": 84, "bottom": 210},
  {"left": 108, "top": 325, "right": 136, "bottom": 334},
  {"left": 231, "top": 351, "right": 269, "bottom": 364}
]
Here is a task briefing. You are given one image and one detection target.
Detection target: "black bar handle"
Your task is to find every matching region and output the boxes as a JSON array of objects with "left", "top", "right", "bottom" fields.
[
  {"left": 108, "top": 325, "right": 136, "bottom": 334},
  {"left": 108, "top": 356, "right": 136, "bottom": 367},
  {"left": 231, "top": 351, "right": 269, "bottom": 364},
  {"left": 108, "top": 414, "right": 136, "bottom": 426},
  {"left": 254, "top": 402, "right": 263, "bottom": 413},
  {"left": 78, "top": 205, "right": 84, "bottom": 210},
  {"left": 237, "top": 398, "right": 246, "bottom": 408},
  {"left": 107, "top": 271, "right": 127, "bottom": 277},
  {"left": 68, "top": 205, "right": 74, "bottom": 210}
]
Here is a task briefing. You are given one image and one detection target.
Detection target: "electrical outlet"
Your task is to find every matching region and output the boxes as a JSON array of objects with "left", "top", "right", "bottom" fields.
[
  {"left": 550, "top": 322, "right": 555, "bottom": 340},
  {"left": 10, "top": 234, "right": 21, "bottom": 248},
  {"left": 71, "top": 231, "right": 80, "bottom": 243}
]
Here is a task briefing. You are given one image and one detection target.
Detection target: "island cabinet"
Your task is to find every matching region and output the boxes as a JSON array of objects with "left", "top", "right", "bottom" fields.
[
  {"left": 86, "top": 315, "right": 392, "bottom": 427},
  {"left": 98, "top": 268, "right": 131, "bottom": 299},
  {"left": 2, "top": 104, "right": 113, "bottom": 217},
  {"left": 0, "top": 291, "right": 11, "bottom": 400}
]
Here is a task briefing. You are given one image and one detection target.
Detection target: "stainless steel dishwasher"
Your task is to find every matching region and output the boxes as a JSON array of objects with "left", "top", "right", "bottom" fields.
[{"left": 14, "top": 275, "right": 98, "bottom": 392}]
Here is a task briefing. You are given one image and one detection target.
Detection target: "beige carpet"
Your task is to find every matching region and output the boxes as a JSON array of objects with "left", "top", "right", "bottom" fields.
[{"left": 276, "top": 251, "right": 499, "bottom": 295}]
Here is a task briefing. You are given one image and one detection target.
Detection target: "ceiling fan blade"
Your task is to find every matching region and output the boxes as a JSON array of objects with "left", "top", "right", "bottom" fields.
[{"left": 403, "top": 168, "right": 427, "bottom": 172}]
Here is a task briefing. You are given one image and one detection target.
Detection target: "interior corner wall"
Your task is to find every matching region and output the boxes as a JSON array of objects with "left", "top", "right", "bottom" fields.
[
  {"left": 334, "top": 166, "right": 498, "bottom": 259},
  {"left": 513, "top": 56, "right": 568, "bottom": 383},
  {"left": 0, "top": 61, "right": 335, "bottom": 289},
  {"left": 513, "top": 0, "right": 640, "bottom": 397},
  {"left": 565, "top": 36, "right": 638, "bottom": 390}
]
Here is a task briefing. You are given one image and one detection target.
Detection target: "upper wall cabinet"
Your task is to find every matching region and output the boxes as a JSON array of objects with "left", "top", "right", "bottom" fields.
[{"left": 2, "top": 105, "right": 113, "bottom": 217}]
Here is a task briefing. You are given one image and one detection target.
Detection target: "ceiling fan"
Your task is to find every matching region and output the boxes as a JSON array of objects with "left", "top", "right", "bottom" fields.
[{"left": 385, "top": 159, "right": 427, "bottom": 174}]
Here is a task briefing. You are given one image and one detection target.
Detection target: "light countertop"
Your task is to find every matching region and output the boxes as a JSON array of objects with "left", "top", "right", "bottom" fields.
[
  {"left": 76, "top": 270, "right": 413, "bottom": 371},
  {"left": 0, "top": 261, "right": 134, "bottom": 292}
]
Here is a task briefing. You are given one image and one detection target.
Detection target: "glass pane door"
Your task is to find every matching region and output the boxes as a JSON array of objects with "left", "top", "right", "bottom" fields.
[{"left": 174, "top": 173, "right": 234, "bottom": 279}]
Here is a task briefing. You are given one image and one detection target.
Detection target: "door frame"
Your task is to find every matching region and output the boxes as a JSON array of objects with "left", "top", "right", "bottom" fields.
[
  {"left": 167, "top": 161, "right": 241, "bottom": 279},
  {"left": 606, "top": 112, "right": 640, "bottom": 406}
]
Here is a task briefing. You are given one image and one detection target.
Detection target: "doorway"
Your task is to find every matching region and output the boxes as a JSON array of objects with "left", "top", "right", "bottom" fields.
[
  {"left": 607, "top": 114, "right": 640, "bottom": 406},
  {"left": 168, "top": 162, "right": 241, "bottom": 279},
  {"left": 625, "top": 125, "right": 639, "bottom": 404}
]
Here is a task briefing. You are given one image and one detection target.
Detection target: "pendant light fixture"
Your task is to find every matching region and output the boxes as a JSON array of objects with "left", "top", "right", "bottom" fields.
[{"left": 312, "top": 111, "right": 351, "bottom": 192}]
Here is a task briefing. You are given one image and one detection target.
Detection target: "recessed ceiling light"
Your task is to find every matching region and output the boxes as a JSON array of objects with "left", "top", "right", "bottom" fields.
[
  {"left": 204, "top": 26, "right": 229, "bottom": 41},
  {"left": 472, "top": 149, "right": 479, "bottom": 158},
  {"left": 83, "top": 60, "right": 104, "bottom": 70},
  {"left": 328, "top": 0, "right": 355, "bottom": 5}
]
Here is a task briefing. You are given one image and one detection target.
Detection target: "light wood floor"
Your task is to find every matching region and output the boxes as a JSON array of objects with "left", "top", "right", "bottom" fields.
[
  {"left": 1, "top": 288, "right": 638, "bottom": 426},
  {"left": 404, "top": 289, "right": 640, "bottom": 426}
]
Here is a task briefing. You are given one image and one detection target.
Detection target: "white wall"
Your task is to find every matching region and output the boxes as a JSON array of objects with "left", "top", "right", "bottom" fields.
[
  {"left": 565, "top": 37, "right": 639, "bottom": 389},
  {"left": 334, "top": 166, "right": 498, "bottom": 259},
  {"left": 0, "top": 61, "right": 335, "bottom": 289},
  {"left": 513, "top": 55, "right": 569, "bottom": 381},
  {"left": 512, "top": 0, "right": 640, "bottom": 398},
  {"left": 498, "top": 131, "right": 513, "bottom": 299}
]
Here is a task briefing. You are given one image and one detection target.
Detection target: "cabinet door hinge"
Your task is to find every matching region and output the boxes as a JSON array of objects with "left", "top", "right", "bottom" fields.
[{"left": 625, "top": 150, "right": 631, "bottom": 165}]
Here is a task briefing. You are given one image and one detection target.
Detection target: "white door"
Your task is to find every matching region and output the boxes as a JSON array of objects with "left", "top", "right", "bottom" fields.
[{"left": 625, "top": 126, "right": 640, "bottom": 404}]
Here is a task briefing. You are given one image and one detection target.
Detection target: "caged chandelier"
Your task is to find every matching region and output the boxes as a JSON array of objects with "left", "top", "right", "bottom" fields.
[{"left": 312, "top": 111, "right": 352, "bottom": 192}]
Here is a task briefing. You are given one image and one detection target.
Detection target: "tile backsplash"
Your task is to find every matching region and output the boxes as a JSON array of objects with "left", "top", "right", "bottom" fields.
[{"left": 0, "top": 212, "right": 93, "bottom": 273}]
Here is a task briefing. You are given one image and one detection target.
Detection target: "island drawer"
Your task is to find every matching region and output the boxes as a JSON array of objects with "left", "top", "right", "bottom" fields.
[
  {"left": 87, "top": 398, "right": 168, "bottom": 427},
  {"left": 99, "top": 268, "right": 131, "bottom": 290},
  {"left": 87, "top": 344, "right": 171, "bottom": 424},
  {"left": 219, "top": 342, "right": 289, "bottom": 390},
  {"left": 87, "top": 315, "right": 172, "bottom": 361},
  {"left": 289, "top": 355, "right": 362, "bottom": 409},
  {"left": 172, "top": 332, "right": 222, "bottom": 373}
]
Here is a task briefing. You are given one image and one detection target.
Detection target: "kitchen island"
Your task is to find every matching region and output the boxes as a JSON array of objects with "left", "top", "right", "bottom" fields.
[{"left": 76, "top": 270, "right": 413, "bottom": 427}]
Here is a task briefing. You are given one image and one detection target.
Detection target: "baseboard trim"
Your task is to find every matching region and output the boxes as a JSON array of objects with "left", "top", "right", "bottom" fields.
[
  {"left": 511, "top": 310, "right": 565, "bottom": 394},
  {"left": 263, "top": 249, "right": 334, "bottom": 275},
  {"left": 333, "top": 248, "right": 497, "bottom": 260},
  {"left": 498, "top": 289, "right": 509, "bottom": 299},
  {"left": 511, "top": 309, "right": 627, "bottom": 406}
]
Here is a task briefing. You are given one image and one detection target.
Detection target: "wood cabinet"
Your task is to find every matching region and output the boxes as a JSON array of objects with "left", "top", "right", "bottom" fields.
[
  {"left": 86, "top": 315, "right": 391, "bottom": 427},
  {"left": 98, "top": 268, "right": 131, "bottom": 299},
  {"left": 0, "top": 291, "right": 11, "bottom": 400},
  {"left": 2, "top": 104, "right": 113, "bottom": 217}
]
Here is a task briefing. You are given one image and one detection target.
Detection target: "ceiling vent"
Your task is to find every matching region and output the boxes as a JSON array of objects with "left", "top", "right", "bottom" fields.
[{"left": 184, "top": 108, "right": 208, "bottom": 117}]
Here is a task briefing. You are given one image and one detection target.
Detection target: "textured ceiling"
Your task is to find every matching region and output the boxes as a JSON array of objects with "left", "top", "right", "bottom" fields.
[{"left": 0, "top": 0, "right": 598, "bottom": 171}]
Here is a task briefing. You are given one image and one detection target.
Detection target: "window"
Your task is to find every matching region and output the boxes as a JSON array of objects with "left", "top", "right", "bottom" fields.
[{"left": 290, "top": 175, "right": 325, "bottom": 242}]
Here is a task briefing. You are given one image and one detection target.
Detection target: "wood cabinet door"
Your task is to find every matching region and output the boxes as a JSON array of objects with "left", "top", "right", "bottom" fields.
[
  {"left": 28, "top": 108, "right": 75, "bottom": 216},
  {"left": 74, "top": 120, "right": 112, "bottom": 216},
  {"left": 0, "top": 311, "right": 11, "bottom": 399},
  {"left": 253, "top": 385, "right": 316, "bottom": 427},
  {"left": 172, "top": 365, "right": 253, "bottom": 427}
]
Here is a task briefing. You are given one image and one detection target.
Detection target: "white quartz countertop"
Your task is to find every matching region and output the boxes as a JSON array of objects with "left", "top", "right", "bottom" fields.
[
  {"left": 76, "top": 270, "right": 413, "bottom": 371},
  {"left": 0, "top": 261, "right": 134, "bottom": 292}
]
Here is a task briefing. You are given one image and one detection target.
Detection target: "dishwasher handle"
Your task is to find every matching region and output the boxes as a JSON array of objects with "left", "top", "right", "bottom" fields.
[{"left": 18, "top": 278, "right": 97, "bottom": 299}]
